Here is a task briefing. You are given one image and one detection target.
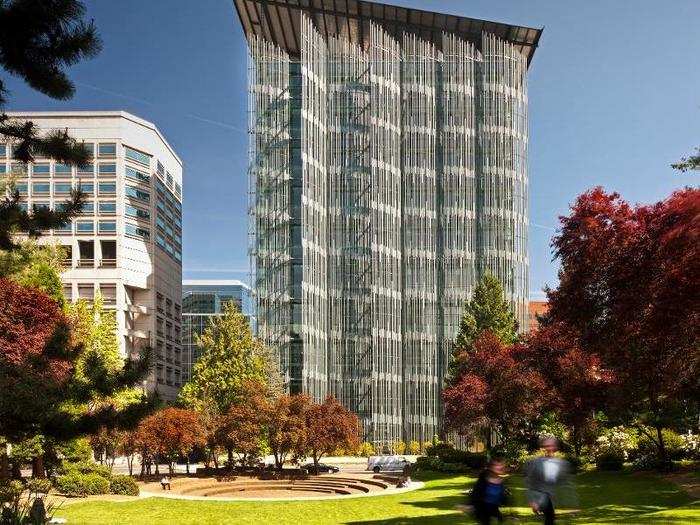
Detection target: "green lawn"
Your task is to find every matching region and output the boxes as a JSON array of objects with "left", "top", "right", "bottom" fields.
[{"left": 58, "top": 471, "right": 699, "bottom": 524}]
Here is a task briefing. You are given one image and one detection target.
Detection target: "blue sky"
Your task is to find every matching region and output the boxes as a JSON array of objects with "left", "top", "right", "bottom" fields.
[{"left": 4, "top": 0, "right": 699, "bottom": 299}]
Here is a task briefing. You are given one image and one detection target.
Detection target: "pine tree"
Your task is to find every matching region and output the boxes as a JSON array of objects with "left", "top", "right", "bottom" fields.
[
  {"left": 179, "top": 302, "right": 282, "bottom": 415},
  {"left": 454, "top": 273, "right": 518, "bottom": 350},
  {"left": 0, "top": 0, "right": 102, "bottom": 250}
]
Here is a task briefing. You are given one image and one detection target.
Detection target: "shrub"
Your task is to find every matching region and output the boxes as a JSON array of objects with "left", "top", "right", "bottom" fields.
[
  {"left": 357, "top": 442, "right": 375, "bottom": 457},
  {"left": 417, "top": 443, "right": 486, "bottom": 472},
  {"left": 61, "top": 460, "right": 112, "bottom": 479},
  {"left": 631, "top": 454, "right": 674, "bottom": 472},
  {"left": 55, "top": 472, "right": 110, "bottom": 497},
  {"left": 393, "top": 441, "right": 406, "bottom": 455},
  {"left": 635, "top": 429, "right": 686, "bottom": 461},
  {"left": 407, "top": 441, "right": 421, "bottom": 455},
  {"left": 680, "top": 432, "right": 700, "bottom": 460},
  {"left": 25, "top": 477, "right": 52, "bottom": 495},
  {"left": 110, "top": 475, "right": 139, "bottom": 496},
  {"left": 595, "top": 451, "right": 624, "bottom": 471}
]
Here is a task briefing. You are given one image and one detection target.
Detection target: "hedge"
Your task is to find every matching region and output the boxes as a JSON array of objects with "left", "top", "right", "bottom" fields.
[
  {"left": 55, "top": 472, "right": 110, "bottom": 497},
  {"left": 110, "top": 475, "right": 140, "bottom": 496}
]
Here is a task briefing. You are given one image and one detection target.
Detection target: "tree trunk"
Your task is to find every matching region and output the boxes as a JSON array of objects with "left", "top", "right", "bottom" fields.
[
  {"left": 32, "top": 455, "right": 45, "bottom": 478},
  {"left": 128, "top": 456, "right": 134, "bottom": 476},
  {"left": 0, "top": 447, "right": 10, "bottom": 480},
  {"left": 212, "top": 451, "right": 219, "bottom": 471},
  {"left": 168, "top": 462, "right": 174, "bottom": 475},
  {"left": 186, "top": 456, "right": 190, "bottom": 474},
  {"left": 154, "top": 462, "right": 159, "bottom": 475},
  {"left": 227, "top": 447, "right": 234, "bottom": 469},
  {"left": 656, "top": 425, "right": 668, "bottom": 466}
]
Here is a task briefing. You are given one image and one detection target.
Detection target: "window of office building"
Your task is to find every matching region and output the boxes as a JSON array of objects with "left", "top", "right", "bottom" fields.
[
  {"left": 98, "top": 143, "right": 116, "bottom": 157},
  {"left": 11, "top": 163, "right": 26, "bottom": 175},
  {"left": 77, "top": 181, "right": 94, "bottom": 193},
  {"left": 125, "top": 146, "right": 150, "bottom": 165},
  {"left": 77, "top": 284, "right": 94, "bottom": 301},
  {"left": 125, "top": 223, "right": 149, "bottom": 240},
  {"left": 80, "top": 201, "right": 94, "bottom": 214},
  {"left": 76, "top": 221, "right": 94, "bottom": 233},
  {"left": 54, "top": 182, "right": 72, "bottom": 194},
  {"left": 15, "top": 183, "right": 28, "bottom": 195},
  {"left": 98, "top": 182, "right": 117, "bottom": 194},
  {"left": 98, "top": 221, "right": 116, "bottom": 233},
  {"left": 81, "top": 143, "right": 94, "bottom": 157},
  {"left": 126, "top": 166, "right": 150, "bottom": 183},
  {"left": 55, "top": 163, "right": 72, "bottom": 175},
  {"left": 126, "top": 185, "right": 149, "bottom": 202},
  {"left": 32, "top": 163, "right": 50, "bottom": 176},
  {"left": 0, "top": 144, "right": 6, "bottom": 157},
  {"left": 98, "top": 163, "right": 116, "bottom": 175},
  {"left": 32, "top": 182, "right": 49, "bottom": 194},
  {"left": 98, "top": 201, "right": 116, "bottom": 214},
  {"left": 77, "top": 163, "right": 94, "bottom": 175},
  {"left": 126, "top": 204, "right": 150, "bottom": 220},
  {"left": 32, "top": 202, "right": 50, "bottom": 212}
]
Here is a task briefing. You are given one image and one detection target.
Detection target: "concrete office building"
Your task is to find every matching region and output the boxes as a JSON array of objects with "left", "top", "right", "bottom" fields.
[
  {"left": 235, "top": 0, "right": 541, "bottom": 444},
  {"left": 2, "top": 111, "right": 184, "bottom": 400},
  {"left": 182, "top": 279, "right": 254, "bottom": 383}
]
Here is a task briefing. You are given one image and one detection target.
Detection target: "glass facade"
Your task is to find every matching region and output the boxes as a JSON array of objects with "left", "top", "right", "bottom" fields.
[
  {"left": 181, "top": 281, "right": 254, "bottom": 383},
  {"left": 247, "top": 10, "right": 532, "bottom": 445}
]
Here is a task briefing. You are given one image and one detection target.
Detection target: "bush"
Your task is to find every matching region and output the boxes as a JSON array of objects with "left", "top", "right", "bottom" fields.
[
  {"left": 25, "top": 477, "right": 52, "bottom": 495},
  {"left": 61, "top": 460, "right": 112, "bottom": 480},
  {"left": 407, "top": 441, "right": 421, "bottom": 455},
  {"left": 595, "top": 451, "right": 624, "bottom": 471},
  {"left": 357, "top": 442, "right": 375, "bottom": 457},
  {"left": 110, "top": 475, "right": 139, "bottom": 496},
  {"left": 680, "top": 432, "right": 700, "bottom": 460},
  {"left": 635, "top": 429, "right": 686, "bottom": 461},
  {"left": 393, "top": 441, "right": 406, "bottom": 455},
  {"left": 631, "top": 454, "right": 674, "bottom": 472},
  {"left": 55, "top": 472, "right": 110, "bottom": 497},
  {"left": 416, "top": 444, "right": 487, "bottom": 472}
]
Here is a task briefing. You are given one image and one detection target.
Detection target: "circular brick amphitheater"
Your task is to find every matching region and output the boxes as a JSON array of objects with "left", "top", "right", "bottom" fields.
[{"left": 140, "top": 473, "right": 421, "bottom": 500}]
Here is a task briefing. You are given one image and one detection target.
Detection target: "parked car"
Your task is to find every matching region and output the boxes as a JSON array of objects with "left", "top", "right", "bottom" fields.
[
  {"left": 367, "top": 455, "right": 410, "bottom": 473},
  {"left": 302, "top": 463, "right": 340, "bottom": 474}
]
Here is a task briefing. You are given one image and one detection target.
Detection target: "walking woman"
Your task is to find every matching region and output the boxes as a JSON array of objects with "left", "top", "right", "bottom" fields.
[{"left": 470, "top": 457, "right": 510, "bottom": 524}]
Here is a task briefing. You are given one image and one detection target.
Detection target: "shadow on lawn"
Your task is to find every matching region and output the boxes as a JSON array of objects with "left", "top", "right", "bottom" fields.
[{"left": 347, "top": 471, "right": 696, "bottom": 525}]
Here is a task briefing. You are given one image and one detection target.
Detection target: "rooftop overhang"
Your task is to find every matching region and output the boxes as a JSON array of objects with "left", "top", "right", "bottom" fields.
[{"left": 233, "top": 0, "right": 542, "bottom": 66}]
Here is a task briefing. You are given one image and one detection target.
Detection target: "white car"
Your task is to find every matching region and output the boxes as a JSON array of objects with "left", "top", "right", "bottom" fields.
[{"left": 367, "top": 455, "right": 410, "bottom": 473}]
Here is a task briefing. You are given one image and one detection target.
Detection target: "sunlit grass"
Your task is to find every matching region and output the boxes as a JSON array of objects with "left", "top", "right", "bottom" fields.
[{"left": 58, "top": 470, "right": 698, "bottom": 524}]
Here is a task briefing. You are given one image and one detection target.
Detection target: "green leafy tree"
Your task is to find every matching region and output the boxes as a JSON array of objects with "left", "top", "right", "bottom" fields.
[
  {"left": 672, "top": 146, "right": 699, "bottom": 172},
  {"left": 451, "top": 274, "right": 518, "bottom": 368},
  {"left": 0, "top": 241, "right": 65, "bottom": 305},
  {"left": 179, "top": 302, "right": 281, "bottom": 414},
  {"left": 0, "top": 0, "right": 101, "bottom": 250}
]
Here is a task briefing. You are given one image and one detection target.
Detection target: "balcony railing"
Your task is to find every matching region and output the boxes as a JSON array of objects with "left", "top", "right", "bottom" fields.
[
  {"left": 61, "top": 258, "right": 73, "bottom": 268},
  {"left": 77, "top": 258, "right": 94, "bottom": 268},
  {"left": 100, "top": 258, "right": 117, "bottom": 268}
]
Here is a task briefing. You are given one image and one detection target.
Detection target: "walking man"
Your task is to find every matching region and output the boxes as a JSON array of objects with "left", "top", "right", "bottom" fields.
[{"left": 525, "top": 437, "right": 572, "bottom": 525}]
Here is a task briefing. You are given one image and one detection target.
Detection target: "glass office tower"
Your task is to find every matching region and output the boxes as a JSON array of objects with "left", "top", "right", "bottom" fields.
[
  {"left": 235, "top": 0, "right": 541, "bottom": 445},
  {"left": 181, "top": 280, "right": 254, "bottom": 382}
]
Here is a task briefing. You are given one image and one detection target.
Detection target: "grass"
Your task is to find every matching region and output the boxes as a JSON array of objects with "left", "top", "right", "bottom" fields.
[{"left": 57, "top": 470, "right": 699, "bottom": 524}]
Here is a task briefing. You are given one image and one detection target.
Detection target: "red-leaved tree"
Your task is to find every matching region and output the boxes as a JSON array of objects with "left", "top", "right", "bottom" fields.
[
  {"left": 443, "top": 331, "right": 546, "bottom": 451},
  {"left": 137, "top": 407, "right": 205, "bottom": 475},
  {"left": 303, "top": 396, "right": 360, "bottom": 470},
  {"left": 523, "top": 323, "right": 614, "bottom": 457},
  {"left": 265, "top": 394, "right": 310, "bottom": 470},
  {"left": 0, "top": 278, "right": 76, "bottom": 442},
  {"left": 216, "top": 380, "right": 269, "bottom": 468},
  {"left": 546, "top": 187, "right": 700, "bottom": 462}
]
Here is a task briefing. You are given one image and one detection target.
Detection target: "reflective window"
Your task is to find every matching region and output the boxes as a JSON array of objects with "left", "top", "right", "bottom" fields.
[
  {"left": 80, "top": 201, "right": 94, "bottom": 214},
  {"left": 126, "top": 185, "right": 150, "bottom": 202},
  {"left": 98, "top": 143, "right": 116, "bottom": 156},
  {"left": 98, "top": 182, "right": 117, "bottom": 194},
  {"left": 76, "top": 221, "right": 94, "bottom": 233},
  {"left": 32, "top": 202, "right": 50, "bottom": 211},
  {"left": 77, "top": 181, "right": 94, "bottom": 193},
  {"left": 15, "top": 183, "right": 28, "bottom": 195},
  {"left": 125, "top": 223, "right": 150, "bottom": 239},
  {"left": 54, "top": 182, "right": 72, "bottom": 193},
  {"left": 0, "top": 165, "right": 5, "bottom": 174},
  {"left": 77, "top": 163, "right": 94, "bottom": 175},
  {"left": 55, "top": 163, "right": 71, "bottom": 174},
  {"left": 98, "top": 221, "right": 116, "bottom": 233},
  {"left": 32, "top": 163, "right": 50, "bottom": 175},
  {"left": 125, "top": 146, "right": 150, "bottom": 165},
  {"left": 98, "top": 163, "right": 116, "bottom": 175},
  {"left": 32, "top": 182, "right": 50, "bottom": 194},
  {"left": 126, "top": 166, "right": 150, "bottom": 183},
  {"left": 0, "top": 144, "right": 5, "bottom": 157},
  {"left": 98, "top": 202, "right": 116, "bottom": 214},
  {"left": 126, "top": 204, "right": 150, "bottom": 220}
]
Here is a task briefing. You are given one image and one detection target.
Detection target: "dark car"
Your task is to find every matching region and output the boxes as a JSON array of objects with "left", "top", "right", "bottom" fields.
[{"left": 303, "top": 463, "right": 340, "bottom": 474}]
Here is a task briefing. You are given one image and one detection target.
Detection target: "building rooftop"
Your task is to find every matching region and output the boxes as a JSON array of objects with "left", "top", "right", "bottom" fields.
[
  {"left": 4, "top": 110, "right": 182, "bottom": 166},
  {"left": 233, "top": 0, "right": 542, "bottom": 65},
  {"left": 183, "top": 279, "right": 251, "bottom": 289}
]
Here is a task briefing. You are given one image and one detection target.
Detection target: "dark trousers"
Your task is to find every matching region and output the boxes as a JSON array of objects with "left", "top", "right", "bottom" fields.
[
  {"left": 542, "top": 496, "right": 555, "bottom": 525},
  {"left": 474, "top": 503, "right": 503, "bottom": 525}
]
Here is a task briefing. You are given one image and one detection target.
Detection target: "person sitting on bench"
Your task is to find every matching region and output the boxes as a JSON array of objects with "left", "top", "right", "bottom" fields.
[{"left": 160, "top": 476, "right": 171, "bottom": 490}]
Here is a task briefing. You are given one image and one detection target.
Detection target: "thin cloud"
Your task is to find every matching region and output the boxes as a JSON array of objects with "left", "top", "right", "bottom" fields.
[{"left": 530, "top": 222, "right": 557, "bottom": 232}]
